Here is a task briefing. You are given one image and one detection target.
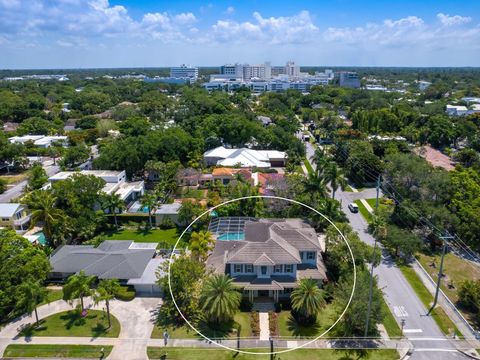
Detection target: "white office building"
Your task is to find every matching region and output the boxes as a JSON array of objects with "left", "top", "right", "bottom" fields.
[{"left": 170, "top": 64, "right": 198, "bottom": 80}]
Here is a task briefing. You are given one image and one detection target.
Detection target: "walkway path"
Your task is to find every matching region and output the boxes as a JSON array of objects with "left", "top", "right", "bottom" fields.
[
  {"left": 258, "top": 312, "right": 269, "bottom": 341},
  {"left": 0, "top": 297, "right": 160, "bottom": 360}
]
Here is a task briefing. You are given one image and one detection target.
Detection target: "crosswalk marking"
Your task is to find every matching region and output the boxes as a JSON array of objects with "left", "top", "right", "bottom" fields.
[
  {"left": 393, "top": 306, "right": 409, "bottom": 317},
  {"left": 403, "top": 329, "right": 423, "bottom": 333}
]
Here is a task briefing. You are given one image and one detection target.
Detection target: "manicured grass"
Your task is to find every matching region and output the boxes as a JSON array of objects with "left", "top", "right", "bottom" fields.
[
  {"left": 178, "top": 187, "right": 207, "bottom": 200},
  {"left": 303, "top": 159, "right": 314, "bottom": 175},
  {"left": 147, "top": 347, "right": 399, "bottom": 359},
  {"left": 100, "top": 227, "right": 183, "bottom": 247},
  {"left": 417, "top": 252, "right": 480, "bottom": 303},
  {"left": 19, "top": 309, "right": 120, "bottom": 338},
  {"left": 399, "top": 264, "right": 462, "bottom": 337},
  {"left": 39, "top": 288, "right": 64, "bottom": 306},
  {"left": 278, "top": 303, "right": 337, "bottom": 337},
  {"left": 417, "top": 252, "right": 480, "bottom": 327},
  {"left": 3, "top": 344, "right": 112, "bottom": 358},
  {"left": 0, "top": 173, "right": 28, "bottom": 185},
  {"left": 354, "top": 200, "right": 373, "bottom": 223},
  {"left": 151, "top": 312, "right": 252, "bottom": 339},
  {"left": 380, "top": 296, "right": 403, "bottom": 338}
]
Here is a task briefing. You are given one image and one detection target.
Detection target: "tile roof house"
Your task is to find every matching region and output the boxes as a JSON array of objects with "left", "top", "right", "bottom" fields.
[
  {"left": 204, "top": 146, "right": 286, "bottom": 168},
  {"left": 49, "top": 240, "right": 162, "bottom": 295},
  {"left": 207, "top": 218, "right": 326, "bottom": 302}
]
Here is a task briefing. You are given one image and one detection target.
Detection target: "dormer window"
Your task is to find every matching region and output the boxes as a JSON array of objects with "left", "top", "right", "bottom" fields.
[
  {"left": 284, "top": 264, "right": 293, "bottom": 273},
  {"left": 234, "top": 264, "right": 243, "bottom": 273},
  {"left": 273, "top": 265, "right": 282, "bottom": 273},
  {"left": 307, "top": 252, "right": 316, "bottom": 260}
]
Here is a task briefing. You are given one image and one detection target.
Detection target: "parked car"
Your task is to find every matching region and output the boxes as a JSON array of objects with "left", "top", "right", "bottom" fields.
[{"left": 348, "top": 203, "right": 359, "bottom": 213}]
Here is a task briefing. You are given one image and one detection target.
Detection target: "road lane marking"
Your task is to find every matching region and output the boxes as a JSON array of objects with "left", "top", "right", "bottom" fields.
[
  {"left": 394, "top": 306, "right": 409, "bottom": 317},
  {"left": 403, "top": 329, "right": 423, "bottom": 333}
]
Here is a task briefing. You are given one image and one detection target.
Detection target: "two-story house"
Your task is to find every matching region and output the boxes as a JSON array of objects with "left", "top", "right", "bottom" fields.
[
  {"left": 0, "top": 203, "right": 31, "bottom": 234},
  {"left": 207, "top": 218, "right": 327, "bottom": 302}
]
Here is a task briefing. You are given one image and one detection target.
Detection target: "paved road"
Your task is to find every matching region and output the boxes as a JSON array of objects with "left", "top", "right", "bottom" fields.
[
  {"left": 303, "top": 139, "right": 469, "bottom": 359},
  {"left": 0, "top": 163, "right": 59, "bottom": 202}
]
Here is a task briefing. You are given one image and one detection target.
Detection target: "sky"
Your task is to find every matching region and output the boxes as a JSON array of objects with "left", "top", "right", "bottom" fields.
[{"left": 0, "top": 0, "right": 479, "bottom": 69}]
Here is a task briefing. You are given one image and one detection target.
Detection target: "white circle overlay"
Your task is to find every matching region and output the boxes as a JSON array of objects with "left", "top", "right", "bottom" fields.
[{"left": 167, "top": 195, "right": 357, "bottom": 355}]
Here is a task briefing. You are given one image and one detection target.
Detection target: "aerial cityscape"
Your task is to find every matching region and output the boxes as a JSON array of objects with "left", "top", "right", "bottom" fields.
[{"left": 1, "top": 1, "right": 480, "bottom": 360}]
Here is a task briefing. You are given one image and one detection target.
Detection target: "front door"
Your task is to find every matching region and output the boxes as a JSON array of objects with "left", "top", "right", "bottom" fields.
[{"left": 258, "top": 290, "right": 269, "bottom": 297}]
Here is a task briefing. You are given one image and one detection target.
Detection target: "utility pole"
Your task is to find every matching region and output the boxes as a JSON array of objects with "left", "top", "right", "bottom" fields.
[
  {"left": 364, "top": 175, "right": 381, "bottom": 338},
  {"left": 428, "top": 231, "right": 454, "bottom": 314}
]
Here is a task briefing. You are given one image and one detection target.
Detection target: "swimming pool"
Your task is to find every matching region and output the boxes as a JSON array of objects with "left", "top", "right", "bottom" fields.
[
  {"left": 34, "top": 231, "right": 47, "bottom": 245},
  {"left": 217, "top": 232, "right": 245, "bottom": 241}
]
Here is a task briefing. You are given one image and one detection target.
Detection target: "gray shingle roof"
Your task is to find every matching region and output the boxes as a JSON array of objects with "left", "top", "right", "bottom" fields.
[{"left": 50, "top": 240, "right": 156, "bottom": 280}]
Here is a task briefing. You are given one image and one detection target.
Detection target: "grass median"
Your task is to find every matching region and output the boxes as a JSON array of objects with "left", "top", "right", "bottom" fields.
[
  {"left": 399, "top": 264, "right": 462, "bottom": 338},
  {"left": 3, "top": 344, "right": 112, "bottom": 358},
  {"left": 147, "top": 347, "right": 399, "bottom": 359}
]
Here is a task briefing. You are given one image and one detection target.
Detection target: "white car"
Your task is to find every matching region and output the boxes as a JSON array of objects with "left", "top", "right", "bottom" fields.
[{"left": 348, "top": 203, "right": 359, "bottom": 213}]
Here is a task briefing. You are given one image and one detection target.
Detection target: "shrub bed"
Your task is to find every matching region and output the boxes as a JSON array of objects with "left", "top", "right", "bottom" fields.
[
  {"left": 115, "top": 285, "right": 136, "bottom": 301},
  {"left": 250, "top": 311, "right": 260, "bottom": 337}
]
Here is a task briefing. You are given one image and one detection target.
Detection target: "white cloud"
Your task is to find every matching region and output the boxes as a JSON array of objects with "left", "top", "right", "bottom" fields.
[
  {"left": 225, "top": 6, "right": 235, "bottom": 15},
  {"left": 210, "top": 11, "right": 318, "bottom": 44},
  {"left": 56, "top": 39, "right": 73, "bottom": 47},
  {"left": 437, "top": 13, "right": 472, "bottom": 26}
]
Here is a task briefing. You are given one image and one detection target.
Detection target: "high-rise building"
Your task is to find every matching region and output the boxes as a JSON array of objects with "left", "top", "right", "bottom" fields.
[
  {"left": 285, "top": 61, "right": 300, "bottom": 78},
  {"left": 170, "top": 65, "right": 198, "bottom": 80},
  {"left": 338, "top": 71, "right": 361, "bottom": 88}
]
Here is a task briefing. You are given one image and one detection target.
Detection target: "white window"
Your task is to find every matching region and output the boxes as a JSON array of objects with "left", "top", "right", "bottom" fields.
[
  {"left": 284, "top": 264, "right": 293, "bottom": 273},
  {"left": 307, "top": 252, "right": 316, "bottom": 260},
  {"left": 234, "top": 264, "right": 243, "bottom": 273},
  {"left": 273, "top": 265, "right": 282, "bottom": 273},
  {"left": 1, "top": 217, "right": 9, "bottom": 222},
  {"left": 245, "top": 264, "right": 254, "bottom": 273}
]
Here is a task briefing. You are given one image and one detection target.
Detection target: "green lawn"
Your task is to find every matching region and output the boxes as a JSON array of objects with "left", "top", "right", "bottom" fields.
[
  {"left": 178, "top": 187, "right": 207, "bottom": 200},
  {"left": 380, "top": 296, "right": 402, "bottom": 338},
  {"left": 3, "top": 344, "right": 112, "bottom": 358},
  {"left": 399, "top": 264, "right": 462, "bottom": 337},
  {"left": 151, "top": 312, "right": 252, "bottom": 339},
  {"left": 303, "top": 159, "right": 314, "bottom": 175},
  {"left": 19, "top": 309, "right": 120, "bottom": 338},
  {"left": 354, "top": 200, "right": 373, "bottom": 223},
  {"left": 147, "top": 347, "right": 399, "bottom": 360},
  {"left": 278, "top": 303, "right": 337, "bottom": 337},
  {"left": 417, "top": 252, "right": 480, "bottom": 328},
  {"left": 39, "top": 288, "right": 64, "bottom": 306},
  {"left": 100, "top": 228, "right": 183, "bottom": 247}
]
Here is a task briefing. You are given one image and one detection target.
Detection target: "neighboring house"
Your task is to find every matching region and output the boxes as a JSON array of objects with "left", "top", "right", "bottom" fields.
[
  {"left": 257, "top": 115, "right": 272, "bottom": 127},
  {"left": 254, "top": 172, "right": 284, "bottom": 195},
  {"left": 210, "top": 168, "right": 253, "bottom": 186},
  {"left": 49, "top": 240, "right": 162, "bottom": 295},
  {"left": 48, "top": 170, "right": 144, "bottom": 209},
  {"left": 155, "top": 202, "right": 182, "bottom": 226},
  {"left": 204, "top": 146, "right": 286, "bottom": 168},
  {"left": 9, "top": 135, "right": 68, "bottom": 148},
  {"left": 0, "top": 203, "right": 31, "bottom": 234},
  {"left": 207, "top": 218, "right": 327, "bottom": 302},
  {"left": 446, "top": 105, "right": 469, "bottom": 116}
]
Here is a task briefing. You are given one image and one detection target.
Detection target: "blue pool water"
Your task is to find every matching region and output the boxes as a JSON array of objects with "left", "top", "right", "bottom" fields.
[
  {"left": 35, "top": 231, "right": 47, "bottom": 245},
  {"left": 138, "top": 206, "right": 149, "bottom": 213},
  {"left": 218, "top": 232, "right": 245, "bottom": 241}
]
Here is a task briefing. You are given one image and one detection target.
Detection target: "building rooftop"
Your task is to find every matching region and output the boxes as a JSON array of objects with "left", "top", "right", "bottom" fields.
[
  {"left": 49, "top": 240, "right": 156, "bottom": 280},
  {"left": 155, "top": 202, "right": 181, "bottom": 215},
  {"left": 0, "top": 203, "right": 22, "bottom": 218}
]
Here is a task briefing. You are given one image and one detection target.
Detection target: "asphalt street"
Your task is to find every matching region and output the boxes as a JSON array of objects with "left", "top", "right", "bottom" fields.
[{"left": 303, "top": 138, "right": 468, "bottom": 359}]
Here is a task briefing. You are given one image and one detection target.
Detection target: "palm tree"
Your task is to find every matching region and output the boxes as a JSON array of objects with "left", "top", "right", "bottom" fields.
[
  {"left": 369, "top": 215, "right": 388, "bottom": 241},
  {"left": 291, "top": 278, "right": 326, "bottom": 324},
  {"left": 16, "top": 280, "right": 47, "bottom": 327},
  {"left": 303, "top": 172, "right": 328, "bottom": 201},
  {"left": 324, "top": 163, "right": 347, "bottom": 199},
  {"left": 325, "top": 222, "right": 354, "bottom": 256},
  {"left": 189, "top": 231, "right": 214, "bottom": 261},
  {"left": 102, "top": 194, "right": 125, "bottom": 228},
  {"left": 94, "top": 279, "right": 120, "bottom": 329},
  {"left": 312, "top": 148, "right": 329, "bottom": 175},
  {"left": 140, "top": 193, "right": 157, "bottom": 228},
  {"left": 63, "top": 270, "right": 95, "bottom": 312},
  {"left": 200, "top": 274, "right": 241, "bottom": 324},
  {"left": 25, "top": 189, "right": 65, "bottom": 242}
]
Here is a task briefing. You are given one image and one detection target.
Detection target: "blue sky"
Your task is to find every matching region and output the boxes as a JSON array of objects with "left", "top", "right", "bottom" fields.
[{"left": 0, "top": 0, "right": 479, "bottom": 68}]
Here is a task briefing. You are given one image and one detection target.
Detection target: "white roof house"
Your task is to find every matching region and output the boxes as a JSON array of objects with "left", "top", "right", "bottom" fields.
[
  {"left": 204, "top": 146, "right": 286, "bottom": 168},
  {"left": 0, "top": 203, "right": 23, "bottom": 218},
  {"left": 446, "top": 105, "right": 469, "bottom": 116},
  {"left": 9, "top": 135, "right": 68, "bottom": 148},
  {"left": 48, "top": 170, "right": 144, "bottom": 202}
]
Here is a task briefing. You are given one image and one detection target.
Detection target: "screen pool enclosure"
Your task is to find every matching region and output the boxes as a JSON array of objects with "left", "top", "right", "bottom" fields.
[{"left": 208, "top": 217, "right": 257, "bottom": 241}]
